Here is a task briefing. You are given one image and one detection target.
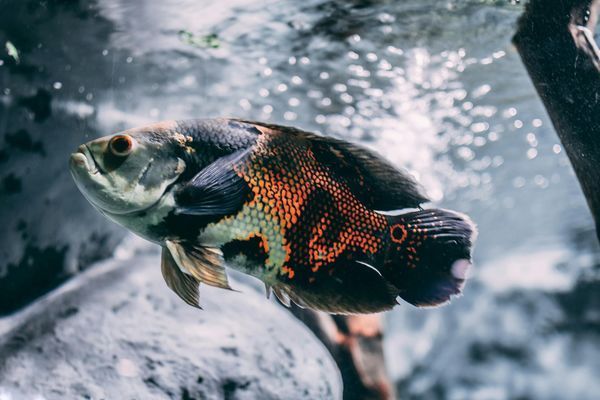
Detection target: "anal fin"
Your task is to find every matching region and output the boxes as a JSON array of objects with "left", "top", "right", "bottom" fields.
[
  {"left": 161, "top": 248, "right": 201, "bottom": 308},
  {"left": 272, "top": 286, "right": 291, "bottom": 307}
]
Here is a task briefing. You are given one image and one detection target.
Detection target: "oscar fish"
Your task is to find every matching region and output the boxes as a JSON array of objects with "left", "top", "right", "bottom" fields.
[{"left": 69, "top": 118, "right": 476, "bottom": 314}]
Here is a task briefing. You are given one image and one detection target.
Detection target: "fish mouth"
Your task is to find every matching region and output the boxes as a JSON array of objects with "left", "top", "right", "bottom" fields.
[
  {"left": 85, "top": 144, "right": 107, "bottom": 175},
  {"left": 70, "top": 145, "right": 100, "bottom": 175}
]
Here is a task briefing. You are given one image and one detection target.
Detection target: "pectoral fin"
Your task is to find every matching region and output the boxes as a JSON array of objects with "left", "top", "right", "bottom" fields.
[
  {"left": 174, "top": 149, "right": 251, "bottom": 218},
  {"left": 161, "top": 248, "right": 201, "bottom": 308},
  {"left": 165, "top": 240, "right": 233, "bottom": 290}
]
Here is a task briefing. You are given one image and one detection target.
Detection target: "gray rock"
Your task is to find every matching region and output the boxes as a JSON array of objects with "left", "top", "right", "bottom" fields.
[{"left": 0, "top": 250, "right": 342, "bottom": 400}]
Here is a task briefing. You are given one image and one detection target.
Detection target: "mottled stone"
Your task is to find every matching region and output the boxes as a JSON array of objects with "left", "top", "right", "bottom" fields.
[{"left": 0, "top": 251, "right": 342, "bottom": 400}]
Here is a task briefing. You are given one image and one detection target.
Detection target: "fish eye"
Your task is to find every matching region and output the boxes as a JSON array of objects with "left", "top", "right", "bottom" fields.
[{"left": 109, "top": 135, "right": 134, "bottom": 157}]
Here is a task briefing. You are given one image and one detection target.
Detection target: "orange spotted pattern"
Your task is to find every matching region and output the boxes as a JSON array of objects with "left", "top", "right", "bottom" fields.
[{"left": 232, "top": 128, "right": 398, "bottom": 284}]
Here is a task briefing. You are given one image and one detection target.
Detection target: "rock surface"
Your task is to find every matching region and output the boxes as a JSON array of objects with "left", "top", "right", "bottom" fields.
[{"left": 0, "top": 249, "right": 342, "bottom": 400}]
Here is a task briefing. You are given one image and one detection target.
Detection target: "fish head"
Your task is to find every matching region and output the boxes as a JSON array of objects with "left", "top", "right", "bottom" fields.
[{"left": 69, "top": 120, "right": 187, "bottom": 216}]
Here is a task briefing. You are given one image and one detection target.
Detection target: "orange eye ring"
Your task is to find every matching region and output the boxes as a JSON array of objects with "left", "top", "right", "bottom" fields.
[{"left": 109, "top": 135, "right": 134, "bottom": 157}]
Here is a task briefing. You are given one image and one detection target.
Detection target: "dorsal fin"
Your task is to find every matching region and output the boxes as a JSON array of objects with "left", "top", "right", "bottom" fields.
[{"left": 232, "top": 120, "right": 428, "bottom": 210}]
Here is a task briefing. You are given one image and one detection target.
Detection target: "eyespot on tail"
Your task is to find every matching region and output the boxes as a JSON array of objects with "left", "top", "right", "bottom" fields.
[{"left": 383, "top": 208, "right": 477, "bottom": 307}]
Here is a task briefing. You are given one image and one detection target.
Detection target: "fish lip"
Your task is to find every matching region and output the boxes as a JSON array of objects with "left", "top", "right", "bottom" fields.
[
  {"left": 83, "top": 144, "right": 105, "bottom": 175},
  {"left": 71, "top": 146, "right": 98, "bottom": 175}
]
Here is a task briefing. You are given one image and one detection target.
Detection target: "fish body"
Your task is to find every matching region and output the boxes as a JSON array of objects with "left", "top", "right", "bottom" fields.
[{"left": 70, "top": 118, "right": 476, "bottom": 313}]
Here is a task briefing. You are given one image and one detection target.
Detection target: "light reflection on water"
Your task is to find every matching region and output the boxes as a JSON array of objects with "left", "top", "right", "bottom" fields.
[{"left": 1, "top": 0, "right": 599, "bottom": 398}]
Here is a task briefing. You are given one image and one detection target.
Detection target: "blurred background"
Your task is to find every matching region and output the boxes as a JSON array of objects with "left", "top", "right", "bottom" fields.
[{"left": 0, "top": 0, "right": 599, "bottom": 399}]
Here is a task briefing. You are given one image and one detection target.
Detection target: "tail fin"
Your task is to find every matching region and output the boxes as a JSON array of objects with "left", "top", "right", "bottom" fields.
[{"left": 383, "top": 208, "right": 476, "bottom": 307}]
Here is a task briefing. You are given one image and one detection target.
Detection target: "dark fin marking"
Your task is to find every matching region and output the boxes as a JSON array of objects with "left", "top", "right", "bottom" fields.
[
  {"left": 264, "top": 282, "right": 271, "bottom": 300},
  {"left": 174, "top": 148, "right": 251, "bottom": 217},
  {"left": 232, "top": 119, "right": 429, "bottom": 210},
  {"left": 383, "top": 208, "right": 476, "bottom": 307},
  {"left": 166, "top": 240, "right": 233, "bottom": 291},
  {"left": 277, "top": 261, "right": 400, "bottom": 314},
  {"left": 161, "top": 247, "right": 201, "bottom": 309}
]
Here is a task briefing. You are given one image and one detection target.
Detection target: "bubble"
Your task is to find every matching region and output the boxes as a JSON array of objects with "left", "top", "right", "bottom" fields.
[
  {"left": 513, "top": 176, "right": 526, "bottom": 188},
  {"left": 258, "top": 57, "right": 268, "bottom": 65},
  {"left": 493, "top": 50, "right": 506, "bottom": 59},
  {"left": 291, "top": 76, "right": 303, "bottom": 85},
  {"left": 488, "top": 132, "right": 499, "bottom": 141},
  {"left": 288, "top": 97, "right": 300, "bottom": 107},
  {"left": 386, "top": 46, "right": 404, "bottom": 56},
  {"left": 319, "top": 72, "right": 330, "bottom": 80},
  {"left": 364, "top": 88, "right": 383, "bottom": 97},
  {"left": 534, "top": 175, "right": 549, "bottom": 188},
  {"left": 457, "top": 146, "right": 475, "bottom": 161},
  {"left": 503, "top": 107, "right": 517, "bottom": 118},
  {"left": 527, "top": 148, "right": 538, "bottom": 159},
  {"left": 126, "top": 56, "right": 133, "bottom": 63},
  {"left": 262, "top": 68, "right": 272, "bottom": 77},
  {"left": 378, "top": 59, "right": 392, "bottom": 71},
  {"left": 262, "top": 105, "right": 273, "bottom": 114},
  {"left": 101, "top": 49, "right": 108, "bottom": 56},
  {"left": 366, "top": 52, "right": 378, "bottom": 62},
  {"left": 333, "top": 83, "right": 347, "bottom": 92},
  {"left": 472, "top": 84, "right": 491, "bottom": 98},
  {"left": 526, "top": 133, "right": 538, "bottom": 147},
  {"left": 239, "top": 98, "right": 251, "bottom": 110},
  {"left": 259, "top": 88, "right": 269, "bottom": 97},
  {"left": 349, "top": 34, "right": 361, "bottom": 43},
  {"left": 299, "top": 56, "right": 310, "bottom": 65},
  {"left": 315, "top": 115, "right": 326, "bottom": 124},
  {"left": 514, "top": 120, "right": 524, "bottom": 129},
  {"left": 471, "top": 122, "right": 489, "bottom": 133},
  {"left": 276, "top": 83, "right": 288, "bottom": 92},
  {"left": 473, "top": 136, "right": 487, "bottom": 147},
  {"left": 381, "top": 25, "right": 393, "bottom": 35},
  {"left": 288, "top": 56, "right": 297, "bottom": 65},
  {"left": 284, "top": 111, "right": 297, "bottom": 121},
  {"left": 454, "top": 89, "right": 468, "bottom": 101},
  {"left": 52, "top": 82, "right": 62, "bottom": 90},
  {"left": 377, "top": 12, "right": 395, "bottom": 23},
  {"left": 532, "top": 118, "right": 543, "bottom": 127},
  {"left": 340, "top": 93, "right": 353, "bottom": 103},
  {"left": 552, "top": 144, "right": 562, "bottom": 154},
  {"left": 492, "top": 156, "right": 504, "bottom": 167},
  {"left": 321, "top": 97, "right": 332, "bottom": 106}
]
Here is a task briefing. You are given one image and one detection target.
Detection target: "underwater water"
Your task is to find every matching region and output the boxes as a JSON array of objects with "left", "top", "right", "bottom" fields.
[{"left": 1, "top": 0, "right": 599, "bottom": 399}]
